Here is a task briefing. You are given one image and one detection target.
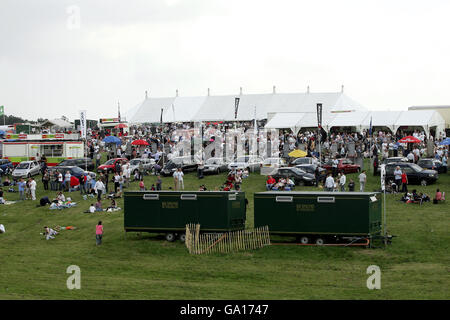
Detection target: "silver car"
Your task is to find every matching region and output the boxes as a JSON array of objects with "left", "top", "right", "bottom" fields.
[
  {"left": 12, "top": 161, "right": 41, "bottom": 180},
  {"left": 129, "top": 158, "right": 156, "bottom": 175},
  {"left": 203, "top": 157, "right": 229, "bottom": 174},
  {"left": 228, "top": 155, "right": 263, "bottom": 173}
]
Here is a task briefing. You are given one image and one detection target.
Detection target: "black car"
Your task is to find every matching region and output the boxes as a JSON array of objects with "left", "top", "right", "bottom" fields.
[
  {"left": 385, "top": 162, "right": 438, "bottom": 186},
  {"left": 58, "top": 158, "right": 95, "bottom": 171},
  {"left": 48, "top": 166, "right": 87, "bottom": 178},
  {"left": 417, "top": 158, "right": 447, "bottom": 174},
  {"left": 272, "top": 167, "right": 316, "bottom": 186},
  {"left": 295, "top": 164, "right": 327, "bottom": 183},
  {"left": 161, "top": 156, "right": 198, "bottom": 177}
]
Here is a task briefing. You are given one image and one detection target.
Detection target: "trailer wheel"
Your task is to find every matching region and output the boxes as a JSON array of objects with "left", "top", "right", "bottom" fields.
[
  {"left": 165, "top": 233, "right": 175, "bottom": 242},
  {"left": 300, "top": 236, "right": 309, "bottom": 244},
  {"left": 315, "top": 238, "right": 325, "bottom": 245},
  {"left": 179, "top": 233, "right": 186, "bottom": 242}
]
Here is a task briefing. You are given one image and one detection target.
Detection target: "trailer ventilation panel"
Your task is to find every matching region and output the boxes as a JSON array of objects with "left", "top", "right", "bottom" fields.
[
  {"left": 143, "top": 194, "right": 159, "bottom": 200},
  {"left": 317, "top": 196, "right": 335, "bottom": 203},
  {"left": 181, "top": 194, "right": 197, "bottom": 200},
  {"left": 276, "top": 196, "right": 293, "bottom": 203}
]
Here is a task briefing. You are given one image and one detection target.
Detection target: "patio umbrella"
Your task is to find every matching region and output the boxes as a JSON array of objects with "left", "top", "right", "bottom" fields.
[
  {"left": 398, "top": 136, "right": 421, "bottom": 144},
  {"left": 131, "top": 139, "right": 149, "bottom": 146},
  {"left": 439, "top": 137, "right": 450, "bottom": 145},
  {"left": 103, "top": 135, "right": 122, "bottom": 145},
  {"left": 288, "top": 149, "right": 307, "bottom": 158},
  {"left": 114, "top": 123, "right": 128, "bottom": 129}
]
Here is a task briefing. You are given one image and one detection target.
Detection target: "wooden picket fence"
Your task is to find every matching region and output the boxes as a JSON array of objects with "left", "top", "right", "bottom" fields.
[{"left": 185, "top": 224, "right": 271, "bottom": 254}]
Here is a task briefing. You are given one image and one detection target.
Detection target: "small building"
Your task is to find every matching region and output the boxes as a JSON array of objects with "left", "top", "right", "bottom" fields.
[{"left": 2, "top": 133, "right": 84, "bottom": 166}]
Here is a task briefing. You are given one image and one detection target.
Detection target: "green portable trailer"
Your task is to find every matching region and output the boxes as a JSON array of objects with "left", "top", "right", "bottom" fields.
[
  {"left": 124, "top": 191, "right": 246, "bottom": 241},
  {"left": 254, "top": 191, "right": 382, "bottom": 246}
]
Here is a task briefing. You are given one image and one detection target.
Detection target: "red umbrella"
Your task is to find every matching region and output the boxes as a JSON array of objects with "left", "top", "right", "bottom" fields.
[
  {"left": 131, "top": 139, "right": 149, "bottom": 146},
  {"left": 398, "top": 136, "right": 421, "bottom": 143},
  {"left": 114, "top": 123, "right": 128, "bottom": 129}
]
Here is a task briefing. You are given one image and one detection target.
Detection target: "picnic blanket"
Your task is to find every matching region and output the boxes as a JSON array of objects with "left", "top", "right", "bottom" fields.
[{"left": 49, "top": 201, "right": 77, "bottom": 210}]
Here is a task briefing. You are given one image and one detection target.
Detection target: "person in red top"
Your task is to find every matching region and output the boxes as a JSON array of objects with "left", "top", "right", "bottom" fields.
[
  {"left": 96, "top": 221, "right": 103, "bottom": 246},
  {"left": 69, "top": 175, "right": 80, "bottom": 192},
  {"left": 401, "top": 170, "right": 408, "bottom": 193},
  {"left": 266, "top": 175, "right": 276, "bottom": 190}
]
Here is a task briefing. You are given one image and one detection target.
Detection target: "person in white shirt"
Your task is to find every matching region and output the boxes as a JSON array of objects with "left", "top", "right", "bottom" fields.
[
  {"left": 339, "top": 172, "right": 346, "bottom": 192},
  {"left": 94, "top": 179, "right": 105, "bottom": 201},
  {"left": 173, "top": 170, "right": 179, "bottom": 190},
  {"left": 29, "top": 177, "right": 37, "bottom": 200},
  {"left": 325, "top": 173, "right": 334, "bottom": 192},
  {"left": 176, "top": 168, "right": 184, "bottom": 190},
  {"left": 358, "top": 170, "right": 367, "bottom": 192}
]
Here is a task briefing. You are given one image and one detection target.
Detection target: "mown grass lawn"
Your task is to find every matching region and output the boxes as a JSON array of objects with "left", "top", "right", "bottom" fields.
[{"left": 0, "top": 160, "right": 449, "bottom": 299}]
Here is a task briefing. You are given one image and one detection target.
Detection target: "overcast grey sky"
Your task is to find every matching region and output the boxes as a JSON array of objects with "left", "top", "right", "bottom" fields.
[{"left": 1, "top": 0, "right": 450, "bottom": 121}]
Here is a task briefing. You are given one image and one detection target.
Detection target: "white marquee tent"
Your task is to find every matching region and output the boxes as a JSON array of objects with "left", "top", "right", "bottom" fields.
[
  {"left": 265, "top": 110, "right": 446, "bottom": 137},
  {"left": 127, "top": 91, "right": 366, "bottom": 123}
]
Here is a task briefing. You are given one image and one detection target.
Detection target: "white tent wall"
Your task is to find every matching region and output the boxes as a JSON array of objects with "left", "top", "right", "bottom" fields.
[
  {"left": 129, "top": 97, "right": 176, "bottom": 124},
  {"left": 295, "top": 112, "right": 336, "bottom": 133},
  {"left": 393, "top": 110, "right": 446, "bottom": 137},
  {"left": 265, "top": 112, "right": 307, "bottom": 133},
  {"left": 327, "top": 111, "right": 370, "bottom": 132}
]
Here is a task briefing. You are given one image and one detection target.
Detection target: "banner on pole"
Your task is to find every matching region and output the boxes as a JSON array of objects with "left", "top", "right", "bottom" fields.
[
  {"left": 380, "top": 164, "right": 386, "bottom": 191},
  {"left": 79, "top": 110, "right": 87, "bottom": 139},
  {"left": 316, "top": 103, "right": 322, "bottom": 128},
  {"left": 234, "top": 97, "right": 240, "bottom": 119},
  {"left": 0, "top": 106, "right": 4, "bottom": 116}
]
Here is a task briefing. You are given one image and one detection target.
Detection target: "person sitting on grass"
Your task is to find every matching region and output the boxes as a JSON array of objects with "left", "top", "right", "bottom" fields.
[
  {"left": 88, "top": 203, "right": 96, "bottom": 213},
  {"left": 106, "top": 199, "right": 117, "bottom": 211},
  {"left": 39, "top": 196, "right": 51, "bottom": 207},
  {"left": 56, "top": 192, "right": 66, "bottom": 202},
  {"left": 43, "top": 226, "right": 58, "bottom": 240},
  {"left": 266, "top": 175, "right": 276, "bottom": 190},
  {"left": 433, "top": 189, "right": 445, "bottom": 204},
  {"left": 95, "top": 199, "right": 103, "bottom": 212}
]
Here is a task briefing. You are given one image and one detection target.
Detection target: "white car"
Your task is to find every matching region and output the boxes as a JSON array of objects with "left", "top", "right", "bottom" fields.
[
  {"left": 12, "top": 160, "right": 41, "bottom": 180},
  {"left": 129, "top": 158, "right": 156, "bottom": 175},
  {"left": 228, "top": 155, "right": 263, "bottom": 173}
]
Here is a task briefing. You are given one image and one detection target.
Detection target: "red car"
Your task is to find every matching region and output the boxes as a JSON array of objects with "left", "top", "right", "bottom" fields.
[
  {"left": 97, "top": 158, "right": 128, "bottom": 173},
  {"left": 322, "top": 158, "right": 360, "bottom": 174}
]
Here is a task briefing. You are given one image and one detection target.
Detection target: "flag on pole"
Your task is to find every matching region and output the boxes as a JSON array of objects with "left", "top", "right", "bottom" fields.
[
  {"left": 369, "top": 116, "right": 373, "bottom": 136},
  {"left": 0, "top": 106, "right": 4, "bottom": 116},
  {"left": 160, "top": 108, "right": 163, "bottom": 124},
  {"left": 79, "top": 110, "right": 87, "bottom": 139},
  {"left": 234, "top": 97, "right": 240, "bottom": 119},
  {"left": 380, "top": 164, "right": 386, "bottom": 191},
  {"left": 118, "top": 101, "right": 121, "bottom": 122}
]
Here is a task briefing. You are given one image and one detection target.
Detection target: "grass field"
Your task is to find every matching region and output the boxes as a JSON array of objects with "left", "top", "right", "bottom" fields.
[{"left": 0, "top": 160, "right": 449, "bottom": 300}]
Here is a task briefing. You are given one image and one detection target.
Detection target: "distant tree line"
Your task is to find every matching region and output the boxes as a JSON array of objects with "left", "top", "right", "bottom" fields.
[{"left": 1, "top": 114, "right": 48, "bottom": 125}]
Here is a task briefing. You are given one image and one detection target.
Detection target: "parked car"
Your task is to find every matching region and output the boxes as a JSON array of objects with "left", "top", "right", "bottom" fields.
[
  {"left": 385, "top": 162, "right": 438, "bottom": 186},
  {"left": 295, "top": 164, "right": 327, "bottom": 183},
  {"left": 58, "top": 158, "right": 95, "bottom": 171},
  {"left": 262, "top": 157, "right": 287, "bottom": 168},
  {"left": 417, "top": 158, "right": 447, "bottom": 174},
  {"left": 161, "top": 156, "right": 198, "bottom": 176},
  {"left": 322, "top": 158, "right": 360, "bottom": 174},
  {"left": 97, "top": 158, "right": 128, "bottom": 173},
  {"left": 289, "top": 157, "right": 319, "bottom": 166},
  {"left": 377, "top": 157, "right": 409, "bottom": 173},
  {"left": 203, "top": 157, "right": 229, "bottom": 175},
  {"left": 272, "top": 167, "right": 316, "bottom": 186},
  {"left": 11, "top": 161, "right": 41, "bottom": 180},
  {"left": 228, "top": 155, "right": 263, "bottom": 172},
  {"left": 49, "top": 166, "right": 87, "bottom": 178},
  {"left": 129, "top": 158, "right": 156, "bottom": 175},
  {"left": 0, "top": 159, "right": 14, "bottom": 175}
]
